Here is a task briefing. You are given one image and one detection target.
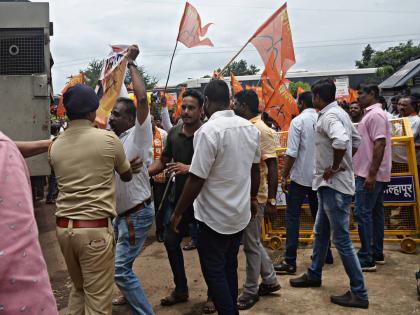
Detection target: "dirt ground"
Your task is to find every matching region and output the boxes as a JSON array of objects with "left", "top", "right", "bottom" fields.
[{"left": 35, "top": 202, "right": 420, "bottom": 315}]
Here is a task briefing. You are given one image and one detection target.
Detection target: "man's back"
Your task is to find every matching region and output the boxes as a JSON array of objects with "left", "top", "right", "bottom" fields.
[
  {"left": 50, "top": 120, "right": 130, "bottom": 220},
  {"left": 287, "top": 108, "right": 317, "bottom": 187},
  {"left": 190, "top": 110, "right": 260, "bottom": 234}
]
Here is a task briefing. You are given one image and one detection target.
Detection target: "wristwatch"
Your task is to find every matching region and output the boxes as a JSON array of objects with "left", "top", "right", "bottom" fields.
[{"left": 268, "top": 198, "right": 276, "bottom": 206}]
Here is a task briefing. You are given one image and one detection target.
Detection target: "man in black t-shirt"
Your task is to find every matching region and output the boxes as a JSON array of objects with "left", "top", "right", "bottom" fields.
[{"left": 149, "top": 89, "right": 213, "bottom": 310}]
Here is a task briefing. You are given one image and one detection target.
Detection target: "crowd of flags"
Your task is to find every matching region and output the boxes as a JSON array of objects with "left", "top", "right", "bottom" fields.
[{"left": 58, "top": 2, "right": 356, "bottom": 131}]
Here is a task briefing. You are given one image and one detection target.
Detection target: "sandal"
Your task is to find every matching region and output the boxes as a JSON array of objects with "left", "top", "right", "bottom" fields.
[
  {"left": 202, "top": 299, "right": 216, "bottom": 314},
  {"left": 160, "top": 290, "right": 189, "bottom": 306},
  {"left": 183, "top": 240, "right": 197, "bottom": 251},
  {"left": 258, "top": 282, "right": 281, "bottom": 296},
  {"left": 237, "top": 293, "right": 259, "bottom": 310},
  {"left": 112, "top": 295, "right": 126, "bottom": 305}
]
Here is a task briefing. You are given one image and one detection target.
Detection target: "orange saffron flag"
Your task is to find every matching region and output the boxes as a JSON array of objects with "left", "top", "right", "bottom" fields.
[
  {"left": 160, "top": 92, "right": 177, "bottom": 110},
  {"left": 174, "top": 87, "right": 186, "bottom": 120},
  {"left": 57, "top": 72, "right": 85, "bottom": 118},
  {"left": 177, "top": 2, "right": 214, "bottom": 48},
  {"left": 249, "top": 3, "right": 295, "bottom": 81},
  {"left": 349, "top": 88, "right": 358, "bottom": 103},
  {"left": 297, "top": 86, "right": 305, "bottom": 97},
  {"left": 261, "top": 68, "right": 299, "bottom": 130},
  {"left": 230, "top": 72, "right": 243, "bottom": 94}
]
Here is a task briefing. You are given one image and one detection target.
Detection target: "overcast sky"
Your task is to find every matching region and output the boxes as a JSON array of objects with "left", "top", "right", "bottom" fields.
[{"left": 37, "top": 0, "right": 420, "bottom": 91}]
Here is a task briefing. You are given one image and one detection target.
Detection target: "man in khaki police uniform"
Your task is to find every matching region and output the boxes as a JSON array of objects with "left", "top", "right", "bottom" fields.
[{"left": 49, "top": 84, "right": 133, "bottom": 315}]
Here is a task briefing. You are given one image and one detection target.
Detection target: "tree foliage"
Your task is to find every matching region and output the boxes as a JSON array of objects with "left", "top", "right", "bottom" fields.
[
  {"left": 215, "top": 59, "right": 260, "bottom": 76},
  {"left": 81, "top": 59, "right": 158, "bottom": 90},
  {"left": 288, "top": 81, "right": 311, "bottom": 98},
  {"left": 355, "top": 40, "right": 420, "bottom": 80}
]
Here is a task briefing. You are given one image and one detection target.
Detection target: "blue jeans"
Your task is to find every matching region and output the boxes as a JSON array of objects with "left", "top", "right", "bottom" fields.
[
  {"left": 197, "top": 221, "right": 242, "bottom": 315},
  {"left": 285, "top": 181, "right": 332, "bottom": 266},
  {"left": 114, "top": 204, "right": 155, "bottom": 315},
  {"left": 354, "top": 177, "right": 386, "bottom": 263},
  {"left": 308, "top": 187, "right": 368, "bottom": 300}
]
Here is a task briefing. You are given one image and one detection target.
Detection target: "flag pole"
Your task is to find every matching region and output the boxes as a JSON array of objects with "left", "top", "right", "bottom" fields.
[
  {"left": 164, "top": 40, "right": 179, "bottom": 93},
  {"left": 219, "top": 40, "right": 250, "bottom": 76}
]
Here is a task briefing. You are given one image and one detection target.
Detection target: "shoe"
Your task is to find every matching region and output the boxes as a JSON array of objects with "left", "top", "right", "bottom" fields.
[
  {"left": 360, "top": 260, "right": 377, "bottom": 272},
  {"left": 374, "top": 253, "right": 385, "bottom": 265},
  {"left": 258, "top": 282, "right": 281, "bottom": 296},
  {"left": 160, "top": 290, "right": 189, "bottom": 306},
  {"left": 290, "top": 273, "right": 321, "bottom": 288},
  {"left": 112, "top": 295, "right": 126, "bottom": 305},
  {"left": 416, "top": 270, "right": 420, "bottom": 301},
  {"left": 274, "top": 261, "right": 296, "bottom": 275},
  {"left": 330, "top": 291, "right": 369, "bottom": 309},
  {"left": 182, "top": 239, "right": 197, "bottom": 251}
]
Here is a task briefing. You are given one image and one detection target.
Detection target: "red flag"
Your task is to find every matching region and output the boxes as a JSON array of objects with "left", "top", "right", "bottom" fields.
[
  {"left": 249, "top": 3, "right": 295, "bottom": 80},
  {"left": 174, "top": 87, "right": 186, "bottom": 120},
  {"left": 230, "top": 72, "right": 243, "bottom": 94},
  {"left": 261, "top": 68, "right": 298, "bottom": 130},
  {"left": 177, "top": 2, "right": 213, "bottom": 48},
  {"left": 57, "top": 72, "right": 85, "bottom": 118}
]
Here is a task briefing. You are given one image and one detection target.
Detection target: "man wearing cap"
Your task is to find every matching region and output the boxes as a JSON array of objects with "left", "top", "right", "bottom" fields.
[
  {"left": 49, "top": 82, "right": 134, "bottom": 314},
  {"left": 107, "top": 45, "right": 155, "bottom": 314}
]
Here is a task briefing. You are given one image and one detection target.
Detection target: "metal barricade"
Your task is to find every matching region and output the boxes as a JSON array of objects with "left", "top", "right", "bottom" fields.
[{"left": 262, "top": 118, "right": 420, "bottom": 254}]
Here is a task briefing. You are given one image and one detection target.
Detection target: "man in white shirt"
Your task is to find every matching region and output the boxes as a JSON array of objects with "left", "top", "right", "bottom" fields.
[
  {"left": 290, "top": 79, "right": 368, "bottom": 309},
  {"left": 107, "top": 45, "right": 155, "bottom": 315},
  {"left": 170, "top": 80, "right": 261, "bottom": 315},
  {"left": 392, "top": 95, "right": 420, "bottom": 167},
  {"left": 275, "top": 91, "right": 333, "bottom": 275}
]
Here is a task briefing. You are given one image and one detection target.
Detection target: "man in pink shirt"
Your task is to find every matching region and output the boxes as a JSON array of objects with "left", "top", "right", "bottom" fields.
[
  {"left": 0, "top": 132, "right": 58, "bottom": 314},
  {"left": 353, "top": 84, "right": 392, "bottom": 272}
]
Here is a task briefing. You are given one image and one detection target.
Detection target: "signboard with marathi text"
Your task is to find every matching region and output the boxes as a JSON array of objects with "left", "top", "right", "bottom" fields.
[
  {"left": 335, "top": 76, "right": 349, "bottom": 98},
  {"left": 383, "top": 176, "right": 416, "bottom": 203}
]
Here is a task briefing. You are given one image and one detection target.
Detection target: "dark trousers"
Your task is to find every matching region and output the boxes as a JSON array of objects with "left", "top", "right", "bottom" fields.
[
  {"left": 285, "top": 181, "right": 332, "bottom": 266},
  {"left": 164, "top": 216, "right": 190, "bottom": 293},
  {"left": 47, "top": 171, "right": 57, "bottom": 201},
  {"left": 152, "top": 180, "right": 167, "bottom": 235},
  {"left": 197, "top": 221, "right": 243, "bottom": 315}
]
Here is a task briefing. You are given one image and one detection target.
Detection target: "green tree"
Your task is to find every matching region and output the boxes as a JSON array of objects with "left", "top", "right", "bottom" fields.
[
  {"left": 125, "top": 66, "right": 158, "bottom": 90},
  {"left": 81, "top": 59, "right": 158, "bottom": 90},
  {"left": 355, "top": 44, "right": 375, "bottom": 68},
  {"left": 288, "top": 81, "right": 311, "bottom": 98},
  {"left": 216, "top": 59, "right": 260, "bottom": 76},
  {"left": 82, "top": 59, "right": 103, "bottom": 88},
  {"left": 355, "top": 41, "right": 420, "bottom": 80}
]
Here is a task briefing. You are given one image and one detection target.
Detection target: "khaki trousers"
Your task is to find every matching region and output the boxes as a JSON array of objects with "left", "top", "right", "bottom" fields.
[{"left": 56, "top": 219, "right": 115, "bottom": 315}]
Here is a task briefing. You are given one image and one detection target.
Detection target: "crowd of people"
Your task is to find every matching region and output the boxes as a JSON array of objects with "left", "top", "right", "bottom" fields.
[{"left": 1, "top": 44, "right": 420, "bottom": 314}]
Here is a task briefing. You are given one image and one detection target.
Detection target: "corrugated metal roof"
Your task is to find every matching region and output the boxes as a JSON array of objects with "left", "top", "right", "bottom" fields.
[{"left": 379, "top": 58, "right": 420, "bottom": 89}]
